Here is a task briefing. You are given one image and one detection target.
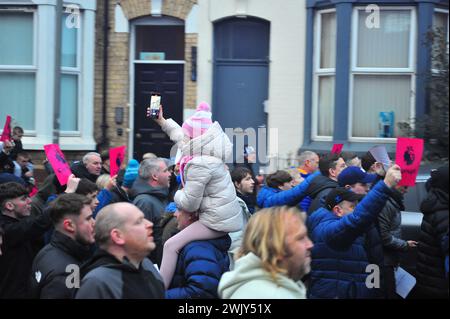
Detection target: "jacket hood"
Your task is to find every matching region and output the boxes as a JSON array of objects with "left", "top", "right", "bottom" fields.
[
  {"left": 130, "top": 177, "right": 169, "bottom": 199},
  {"left": 218, "top": 252, "right": 306, "bottom": 299},
  {"left": 306, "top": 174, "right": 338, "bottom": 198},
  {"left": 80, "top": 249, "right": 139, "bottom": 278},
  {"left": 420, "top": 188, "right": 449, "bottom": 215},
  {"left": 180, "top": 122, "right": 233, "bottom": 162}
]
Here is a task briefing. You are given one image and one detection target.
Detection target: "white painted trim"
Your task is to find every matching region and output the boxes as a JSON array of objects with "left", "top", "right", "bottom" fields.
[
  {"left": 354, "top": 5, "right": 416, "bottom": 11},
  {"left": 133, "top": 60, "right": 186, "bottom": 64},
  {"left": 128, "top": 23, "right": 136, "bottom": 159},
  {"left": 151, "top": 0, "right": 162, "bottom": 16},
  {"left": 351, "top": 69, "right": 414, "bottom": 74},
  {"left": 114, "top": 3, "right": 129, "bottom": 33},
  {"left": 77, "top": 7, "right": 96, "bottom": 148},
  {"left": 0, "top": 66, "right": 36, "bottom": 71},
  {"left": 348, "top": 6, "right": 416, "bottom": 140},
  {"left": 409, "top": 8, "right": 417, "bottom": 71},
  {"left": 61, "top": 9, "right": 82, "bottom": 134},
  {"left": 185, "top": 4, "right": 198, "bottom": 33},
  {"left": 34, "top": 3, "right": 54, "bottom": 143},
  {"left": 349, "top": 137, "right": 397, "bottom": 143},
  {"left": 312, "top": 9, "right": 335, "bottom": 140},
  {"left": 30, "top": 0, "right": 96, "bottom": 11}
]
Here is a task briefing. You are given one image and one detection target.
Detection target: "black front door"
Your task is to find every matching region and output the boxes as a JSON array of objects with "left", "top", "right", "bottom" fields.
[{"left": 134, "top": 63, "right": 184, "bottom": 160}]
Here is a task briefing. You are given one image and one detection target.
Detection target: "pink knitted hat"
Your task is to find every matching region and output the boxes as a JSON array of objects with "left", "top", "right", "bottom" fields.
[{"left": 182, "top": 102, "right": 213, "bottom": 138}]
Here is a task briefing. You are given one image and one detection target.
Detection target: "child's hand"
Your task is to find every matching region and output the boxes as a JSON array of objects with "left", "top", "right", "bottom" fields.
[{"left": 153, "top": 105, "right": 166, "bottom": 126}]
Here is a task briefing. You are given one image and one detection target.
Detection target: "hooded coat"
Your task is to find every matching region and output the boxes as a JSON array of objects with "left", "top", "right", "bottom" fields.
[
  {"left": 75, "top": 249, "right": 165, "bottom": 299},
  {"left": 161, "top": 119, "right": 242, "bottom": 233},
  {"left": 218, "top": 252, "right": 307, "bottom": 299},
  {"left": 306, "top": 175, "right": 339, "bottom": 215}
]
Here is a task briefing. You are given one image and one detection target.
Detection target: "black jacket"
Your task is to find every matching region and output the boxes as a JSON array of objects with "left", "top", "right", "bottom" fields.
[
  {"left": 0, "top": 151, "right": 15, "bottom": 174},
  {"left": 377, "top": 189, "right": 409, "bottom": 266},
  {"left": 306, "top": 175, "right": 339, "bottom": 215},
  {"left": 109, "top": 185, "right": 131, "bottom": 204},
  {"left": 416, "top": 188, "right": 449, "bottom": 298},
  {"left": 75, "top": 249, "right": 165, "bottom": 299},
  {"left": 0, "top": 210, "right": 52, "bottom": 298},
  {"left": 70, "top": 161, "right": 98, "bottom": 183},
  {"left": 9, "top": 139, "right": 23, "bottom": 161},
  {"left": 30, "top": 231, "right": 92, "bottom": 299}
]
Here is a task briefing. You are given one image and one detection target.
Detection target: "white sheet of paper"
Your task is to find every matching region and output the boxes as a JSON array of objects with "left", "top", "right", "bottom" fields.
[
  {"left": 369, "top": 145, "right": 391, "bottom": 171},
  {"left": 395, "top": 267, "right": 416, "bottom": 298}
]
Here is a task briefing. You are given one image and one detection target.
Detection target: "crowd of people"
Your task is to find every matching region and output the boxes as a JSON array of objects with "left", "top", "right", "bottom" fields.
[{"left": 0, "top": 103, "right": 448, "bottom": 299}]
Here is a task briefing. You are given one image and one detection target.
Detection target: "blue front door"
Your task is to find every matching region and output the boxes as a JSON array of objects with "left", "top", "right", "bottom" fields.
[{"left": 213, "top": 18, "right": 270, "bottom": 170}]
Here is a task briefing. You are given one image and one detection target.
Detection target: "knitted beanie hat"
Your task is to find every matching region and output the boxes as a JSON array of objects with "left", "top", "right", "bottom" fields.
[
  {"left": 122, "top": 159, "right": 139, "bottom": 188},
  {"left": 181, "top": 102, "right": 213, "bottom": 138}
]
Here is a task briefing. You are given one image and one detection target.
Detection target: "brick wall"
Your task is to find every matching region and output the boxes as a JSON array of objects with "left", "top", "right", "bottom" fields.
[{"left": 185, "top": 33, "right": 198, "bottom": 110}]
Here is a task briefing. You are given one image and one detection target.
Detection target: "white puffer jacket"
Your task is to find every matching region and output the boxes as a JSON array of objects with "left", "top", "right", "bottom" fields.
[{"left": 161, "top": 119, "right": 243, "bottom": 233}]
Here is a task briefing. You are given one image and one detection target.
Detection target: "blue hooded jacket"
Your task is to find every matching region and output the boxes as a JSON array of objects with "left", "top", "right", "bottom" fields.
[
  {"left": 307, "top": 181, "right": 390, "bottom": 299},
  {"left": 257, "top": 171, "right": 320, "bottom": 208},
  {"left": 166, "top": 235, "right": 231, "bottom": 299}
]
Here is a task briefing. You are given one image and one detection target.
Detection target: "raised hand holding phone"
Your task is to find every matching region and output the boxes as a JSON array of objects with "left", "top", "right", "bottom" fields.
[{"left": 146, "top": 93, "right": 161, "bottom": 119}]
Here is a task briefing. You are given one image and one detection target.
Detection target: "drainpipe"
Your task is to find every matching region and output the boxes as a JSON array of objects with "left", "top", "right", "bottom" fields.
[{"left": 98, "top": 0, "right": 110, "bottom": 151}]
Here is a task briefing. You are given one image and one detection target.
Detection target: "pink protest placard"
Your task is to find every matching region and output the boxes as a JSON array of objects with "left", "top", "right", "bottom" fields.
[
  {"left": 109, "top": 146, "right": 126, "bottom": 177},
  {"left": 331, "top": 144, "right": 343, "bottom": 154},
  {"left": 395, "top": 137, "right": 424, "bottom": 187},
  {"left": 0, "top": 115, "right": 12, "bottom": 142},
  {"left": 44, "top": 144, "right": 72, "bottom": 186}
]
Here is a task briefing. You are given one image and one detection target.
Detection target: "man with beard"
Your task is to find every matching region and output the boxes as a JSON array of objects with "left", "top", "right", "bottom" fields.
[{"left": 30, "top": 193, "right": 95, "bottom": 298}]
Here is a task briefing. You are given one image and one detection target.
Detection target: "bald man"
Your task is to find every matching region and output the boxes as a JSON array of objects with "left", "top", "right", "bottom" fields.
[{"left": 76, "top": 203, "right": 165, "bottom": 299}]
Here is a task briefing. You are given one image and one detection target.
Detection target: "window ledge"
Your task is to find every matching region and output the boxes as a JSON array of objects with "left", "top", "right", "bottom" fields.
[{"left": 23, "top": 136, "right": 96, "bottom": 150}]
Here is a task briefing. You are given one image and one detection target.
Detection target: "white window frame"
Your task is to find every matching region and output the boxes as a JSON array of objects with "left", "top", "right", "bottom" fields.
[
  {"left": 432, "top": 8, "right": 449, "bottom": 74},
  {"left": 60, "top": 7, "right": 82, "bottom": 136},
  {"left": 312, "top": 8, "right": 336, "bottom": 141},
  {"left": 0, "top": 6, "right": 38, "bottom": 136},
  {"left": 348, "top": 6, "right": 417, "bottom": 142},
  {"left": 0, "top": 0, "right": 97, "bottom": 150}
]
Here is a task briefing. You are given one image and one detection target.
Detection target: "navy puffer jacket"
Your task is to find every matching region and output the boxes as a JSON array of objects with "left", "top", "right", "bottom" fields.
[
  {"left": 166, "top": 235, "right": 231, "bottom": 299},
  {"left": 307, "top": 181, "right": 390, "bottom": 299}
]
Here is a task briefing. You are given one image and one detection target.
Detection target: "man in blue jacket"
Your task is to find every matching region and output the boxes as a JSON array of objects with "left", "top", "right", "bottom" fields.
[
  {"left": 166, "top": 207, "right": 231, "bottom": 299},
  {"left": 307, "top": 164, "right": 402, "bottom": 299}
]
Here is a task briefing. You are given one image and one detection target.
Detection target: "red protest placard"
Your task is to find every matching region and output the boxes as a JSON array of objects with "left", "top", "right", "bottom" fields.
[
  {"left": 109, "top": 146, "right": 126, "bottom": 177},
  {"left": 331, "top": 144, "right": 343, "bottom": 154},
  {"left": 44, "top": 144, "right": 72, "bottom": 186},
  {"left": 0, "top": 115, "right": 12, "bottom": 142},
  {"left": 395, "top": 137, "right": 424, "bottom": 187}
]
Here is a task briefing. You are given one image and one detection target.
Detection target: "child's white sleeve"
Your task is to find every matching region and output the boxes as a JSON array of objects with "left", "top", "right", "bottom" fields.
[
  {"left": 174, "top": 163, "right": 212, "bottom": 212},
  {"left": 161, "top": 118, "right": 185, "bottom": 144}
]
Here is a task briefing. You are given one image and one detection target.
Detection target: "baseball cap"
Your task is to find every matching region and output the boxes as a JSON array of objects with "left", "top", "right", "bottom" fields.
[
  {"left": 325, "top": 187, "right": 364, "bottom": 210},
  {"left": 338, "top": 166, "right": 377, "bottom": 187}
]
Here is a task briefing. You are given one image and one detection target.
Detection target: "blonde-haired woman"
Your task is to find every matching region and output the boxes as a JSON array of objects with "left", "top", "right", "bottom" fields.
[{"left": 218, "top": 206, "right": 313, "bottom": 299}]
